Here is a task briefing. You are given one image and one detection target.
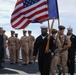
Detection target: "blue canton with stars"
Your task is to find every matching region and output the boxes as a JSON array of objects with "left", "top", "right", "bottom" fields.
[{"left": 23, "top": 0, "right": 41, "bottom": 7}]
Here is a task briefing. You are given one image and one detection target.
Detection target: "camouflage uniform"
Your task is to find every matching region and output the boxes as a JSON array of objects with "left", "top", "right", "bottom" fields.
[
  {"left": 8, "top": 31, "right": 16, "bottom": 64},
  {"left": 20, "top": 30, "right": 29, "bottom": 64},
  {"left": 28, "top": 30, "right": 35, "bottom": 63},
  {"left": 15, "top": 33, "right": 20, "bottom": 63}
]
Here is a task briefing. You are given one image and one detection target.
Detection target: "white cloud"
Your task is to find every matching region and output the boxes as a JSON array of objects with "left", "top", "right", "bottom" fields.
[{"left": 58, "top": 0, "right": 76, "bottom": 16}]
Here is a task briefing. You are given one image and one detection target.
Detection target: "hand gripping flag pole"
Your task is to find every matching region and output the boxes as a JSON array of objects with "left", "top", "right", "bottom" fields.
[
  {"left": 45, "top": 19, "right": 54, "bottom": 53},
  {"left": 45, "top": 0, "right": 59, "bottom": 53}
]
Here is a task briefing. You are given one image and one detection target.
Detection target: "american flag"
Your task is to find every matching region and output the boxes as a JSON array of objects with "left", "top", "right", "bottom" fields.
[{"left": 11, "top": 0, "right": 49, "bottom": 29}]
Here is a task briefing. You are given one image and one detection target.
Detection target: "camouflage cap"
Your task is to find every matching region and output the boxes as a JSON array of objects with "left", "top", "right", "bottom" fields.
[
  {"left": 58, "top": 25, "right": 65, "bottom": 30},
  {"left": 52, "top": 29, "right": 58, "bottom": 34}
]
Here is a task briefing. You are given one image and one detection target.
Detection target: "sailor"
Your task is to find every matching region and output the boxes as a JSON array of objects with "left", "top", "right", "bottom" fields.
[{"left": 67, "top": 26, "right": 76, "bottom": 75}]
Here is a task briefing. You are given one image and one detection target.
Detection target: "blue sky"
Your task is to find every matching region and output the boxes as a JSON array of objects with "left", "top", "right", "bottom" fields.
[{"left": 0, "top": 0, "right": 76, "bottom": 38}]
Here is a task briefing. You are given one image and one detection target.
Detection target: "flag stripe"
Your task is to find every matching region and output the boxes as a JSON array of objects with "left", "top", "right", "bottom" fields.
[
  {"left": 30, "top": 11, "right": 48, "bottom": 20},
  {"left": 27, "top": 8, "right": 48, "bottom": 19},
  {"left": 11, "top": 8, "right": 48, "bottom": 22},
  {"left": 12, "top": 16, "right": 26, "bottom": 28},
  {"left": 12, "top": 18, "right": 31, "bottom": 29},
  {"left": 11, "top": 0, "right": 49, "bottom": 29},
  {"left": 35, "top": 14, "right": 49, "bottom": 21},
  {"left": 25, "top": 5, "right": 48, "bottom": 17},
  {"left": 19, "top": 20, "right": 31, "bottom": 29},
  {"left": 12, "top": 2, "right": 47, "bottom": 19},
  {"left": 11, "top": 15, "right": 24, "bottom": 25},
  {"left": 11, "top": 2, "right": 48, "bottom": 22}
]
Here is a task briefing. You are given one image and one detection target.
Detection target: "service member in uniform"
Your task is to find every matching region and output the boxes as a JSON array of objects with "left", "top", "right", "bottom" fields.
[
  {"left": 28, "top": 30, "right": 35, "bottom": 64},
  {"left": 51, "top": 29, "right": 62, "bottom": 75},
  {"left": 33, "top": 26, "right": 60, "bottom": 75},
  {"left": 20, "top": 30, "right": 29, "bottom": 65},
  {"left": 8, "top": 31, "right": 16, "bottom": 64},
  {"left": 2, "top": 30, "right": 8, "bottom": 62},
  {"left": 0, "top": 27, "right": 4, "bottom": 69},
  {"left": 15, "top": 33, "right": 20, "bottom": 63},
  {"left": 67, "top": 27, "right": 76, "bottom": 75},
  {"left": 57, "top": 25, "right": 71, "bottom": 75}
]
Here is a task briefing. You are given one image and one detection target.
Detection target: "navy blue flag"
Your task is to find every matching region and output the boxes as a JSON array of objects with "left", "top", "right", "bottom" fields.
[
  {"left": 48, "top": 0, "right": 59, "bottom": 19},
  {"left": 33, "top": 0, "right": 59, "bottom": 23}
]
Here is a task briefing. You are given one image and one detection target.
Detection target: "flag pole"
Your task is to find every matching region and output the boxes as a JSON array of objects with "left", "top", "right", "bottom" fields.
[
  {"left": 45, "top": 19, "right": 54, "bottom": 53},
  {"left": 45, "top": 20, "right": 50, "bottom": 53},
  {"left": 58, "top": 18, "right": 60, "bottom": 26},
  {"left": 48, "top": 20, "right": 50, "bottom": 33},
  {"left": 56, "top": 0, "right": 60, "bottom": 27}
]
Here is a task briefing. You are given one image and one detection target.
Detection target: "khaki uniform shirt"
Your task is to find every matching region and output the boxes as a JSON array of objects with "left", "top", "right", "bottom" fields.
[
  {"left": 8, "top": 36, "right": 16, "bottom": 46},
  {"left": 15, "top": 37, "right": 20, "bottom": 50},
  {"left": 57, "top": 34, "right": 71, "bottom": 55},
  {"left": 20, "top": 36, "right": 29, "bottom": 50},
  {"left": 28, "top": 35, "right": 35, "bottom": 49}
]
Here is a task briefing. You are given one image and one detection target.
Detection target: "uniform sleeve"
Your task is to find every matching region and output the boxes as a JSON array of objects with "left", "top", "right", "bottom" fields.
[
  {"left": 66, "top": 36, "right": 71, "bottom": 47},
  {"left": 19, "top": 37, "right": 22, "bottom": 46},
  {"left": 33, "top": 36, "right": 35, "bottom": 40},
  {"left": 74, "top": 35, "right": 76, "bottom": 48},
  {"left": 33, "top": 38, "right": 39, "bottom": 57},
  {"left": 32, "top": 36, "right": 35, "bottom": 44},
  {"left": 15, "top": 38, "right": 17, "bottom": 46},
  {"left": 8, "top": 38, "right": 10, "bottom": 46},
  {"left": 6, "top": 35, "right": 8, "bottom": 40}
]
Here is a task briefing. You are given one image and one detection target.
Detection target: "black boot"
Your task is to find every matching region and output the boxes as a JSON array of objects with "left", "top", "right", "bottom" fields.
[
  {"left": 57, "top": 65, "right": 62, "bottom": 75},
  {"left": 58, "top": 70, "right": 62, "bottom": 75}
]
